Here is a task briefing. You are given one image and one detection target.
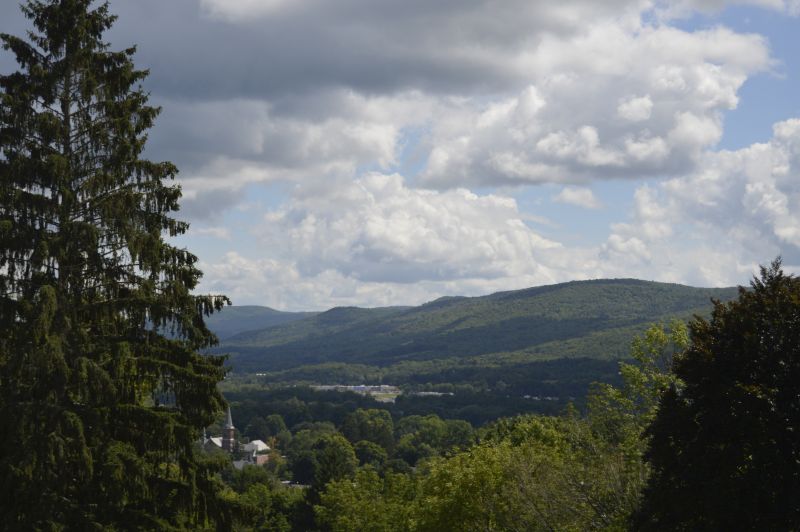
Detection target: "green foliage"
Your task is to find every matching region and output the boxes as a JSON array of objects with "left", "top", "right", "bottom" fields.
[
  {"left": 215, "top": 463, "right": 302, "bottom": 532},
  {"left": 264, "top": 414, "right": 288, "bottom": 437},
  {"left": 319, "top": 414, "right": 640, "bottom": 531},
  {"left": 223, "top": 464, "right": 276, "bottom": 494},
  {"left": 313, "top": 321, "right": 689, "bottom": 531},
  {"left": 237, "top": 483, "right": 276, "bottom": 530},
  {"left": 418, "top": 414, "right": 640, "bottom": 531},
  {"left": 0, "top": 1, "right": 229, "bottom": 528},
  {"left": 637, "top": 259, "right": 800, "bottom": 530},
  {"left": 316, "top": 468, "right": 418, "bottom": 532},
  {"left": 588, "top": 320, "right": 688, "bottom": 442},
  {"left": 415, "top": 440, "right": 527, "bottom": 531},
  {"left": 244, "top": 413, "right": 287, "bottom": 443},
  {"left": 312, "top": 433, "right": 358, "bottom": 492},
  {"left": 341, "top": 408, "right": 394, "bottom": 450},
  {"left": 225, "top": 388, "right": 379, "bottom": 432},
  {"left": 354, "top": 440, "right": 388, "bottom": 468},
  {"left": 394, "top": 414, "right": 475, "bottom": 466},
  {"left": 285, "top": 423, "right": 359, "bottom": 490}
]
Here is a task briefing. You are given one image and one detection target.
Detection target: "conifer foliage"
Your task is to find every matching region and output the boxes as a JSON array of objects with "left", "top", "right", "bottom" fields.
[{"left": 0, "top": 1, "right": 230, "bottom": 528}]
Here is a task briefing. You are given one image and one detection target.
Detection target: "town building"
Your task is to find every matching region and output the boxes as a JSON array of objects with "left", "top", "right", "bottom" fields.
[{"left": 202, "top": 407, "right": 271, "bottom": 468}]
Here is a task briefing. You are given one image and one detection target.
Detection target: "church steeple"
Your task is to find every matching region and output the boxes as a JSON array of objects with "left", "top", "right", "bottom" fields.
[
  {"left": 225, "top": 406, "right": 234, "bottom": 430},
  {"left": 222, "top": 406, "right": 236, "bottom": 453}
]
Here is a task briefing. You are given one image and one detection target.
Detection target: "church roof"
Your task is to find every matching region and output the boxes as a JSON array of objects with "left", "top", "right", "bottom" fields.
[{"left": 243, "top": 440, "right": 270, "bottom": 453}]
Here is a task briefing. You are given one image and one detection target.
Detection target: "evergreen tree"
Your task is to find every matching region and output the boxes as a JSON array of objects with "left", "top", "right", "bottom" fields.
[
  {"left": 636, "top": 258, "right": 800, "bottom": 530},
  {"left": 0, "top": 1, "right": 231, "bottom": 528}
]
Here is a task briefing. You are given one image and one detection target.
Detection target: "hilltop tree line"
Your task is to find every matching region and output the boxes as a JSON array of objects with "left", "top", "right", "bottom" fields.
[{"left": 2, "top": 1, "right": 800, "bottom": 530}]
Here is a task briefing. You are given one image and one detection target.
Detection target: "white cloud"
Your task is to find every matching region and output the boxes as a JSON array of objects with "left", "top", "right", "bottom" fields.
[
  {"left": 418, "top": 24, "right": 770, "bottom": 187},
  {"left": 189, "top": 226, "right": 232, "bottom": 239},
  {"left": 199, "top": 0, "right": 291, "bottom": 19},
  {"left": 258, "top": 173, "right": 562, "bottom": 284},
  {"left": 121, "top": 0, "right": 775, "bottom": 203},
  {"left": 198, "top": 251, "right": 573, "bottom": 310},
  {"left": 597, "top": 118, "right": 800, "bottom": 285},
  {"left": 97, "top": 0, "right": 797, "bottom": 307},
  {"left": 554, "top": 187, "right": 604, "bottom": 209},
  {"left": 196, "top": 119, "right": 800, "bottom": 308},
  {"left": 155, "top": 91, "right": 437, "bottom": 218},
  {"left": 617, "top": 95, "right": 654, "bottom": 122},
  {"left": 655, "top": 0, "right": 799, "bottom": 18}
]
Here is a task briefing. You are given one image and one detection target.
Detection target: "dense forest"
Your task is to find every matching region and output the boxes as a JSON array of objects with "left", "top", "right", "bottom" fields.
[{"left": 2, "top": 1, "right": 800, "bottom": 531}]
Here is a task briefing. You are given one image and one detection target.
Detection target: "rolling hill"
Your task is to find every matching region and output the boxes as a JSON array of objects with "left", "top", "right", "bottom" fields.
[
  {"left": 210, "top": 279, "right": 739, "bottom": 375},
  {"left": 204, "top": 305, "right": 317, "bottom": 340}
]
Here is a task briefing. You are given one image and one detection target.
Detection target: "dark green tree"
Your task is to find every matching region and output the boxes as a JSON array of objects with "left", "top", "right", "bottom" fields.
[
  {"left": 341, "top": 408, "right": 394, "bottom": 451},
  {"left": 244, "top": 415, "right": 270, "bottom": 441},
  {"left": 0, "top": 1, "right": 230, "bottom": 528},
  {"left": 353, "top": 439, "right": 388, "bottom": 469},
  {"left": 312, "top": 434, "right": 357, "bottom": 492},
  {"left": 264, "top": 413, "right": 288, "bottom": 437},
  {"left": 637, "top": 259, "right": 800, "bottom": 530}
]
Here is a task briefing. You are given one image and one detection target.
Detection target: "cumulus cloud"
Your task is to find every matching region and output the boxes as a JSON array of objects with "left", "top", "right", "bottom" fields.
[
  {"left": 48, "top": 0, "right": 759, "bottom": 202},
  {"left": 419, "top": 24, "right": 770, "bottom": 187},
  {"left": 148, "top": 91, "right": 431, "bottom": 173},
  {"left": 598, "top": 118, "right": 800, "bottom": 285},
  {"left": 196, "top": 174, "right": 599, "bottom": 308},
  {"left": 197, "top": 252, "right": 526, "bottom": 310},
  {"left": 189, "top": 226, "right": 232, "bottom": 239},
  {"left": 554, "top": 187, "right": 604, "bottom": 209},
  {"left": 152, "top": 90, "right": 436, "bottom": 217},
  {"left": 656, "top": 0, "right": 800, "bottom": 18},
  {"left": 258, "top": 173, "right": 562, "bottom": 284},
  {"left": 618, "top": 95, "right": 654, "bottom": 122}
]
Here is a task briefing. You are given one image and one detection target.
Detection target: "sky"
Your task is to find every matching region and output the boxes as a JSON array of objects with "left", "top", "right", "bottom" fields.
[{"left": 2, "top": 0, "right": 800, "bottom": 310}]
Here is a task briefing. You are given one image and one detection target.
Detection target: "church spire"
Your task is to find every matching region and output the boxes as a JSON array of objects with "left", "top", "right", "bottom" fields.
[
  {"left": 222, "top": 406, "right": 236, "bottom": 453},
  {"left": 225, "top": 406, "right": 234, "bottom": 430}
]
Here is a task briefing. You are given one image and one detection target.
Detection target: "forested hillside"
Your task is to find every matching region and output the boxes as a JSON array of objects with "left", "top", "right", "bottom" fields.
[
  {"left": 205, "top": 305, "right": 317, "bottom": 340},
  {"left": 211, "top": 279, "right": 737, "bottom": 373}
]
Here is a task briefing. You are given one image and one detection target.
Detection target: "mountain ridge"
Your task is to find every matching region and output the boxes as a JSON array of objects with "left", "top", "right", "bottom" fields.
[
  {"left": 204, "top": 305, "right": 317, "bottom": 340},
  {"left": 210, "top": 278, "right": 739, "bottom": 373}
]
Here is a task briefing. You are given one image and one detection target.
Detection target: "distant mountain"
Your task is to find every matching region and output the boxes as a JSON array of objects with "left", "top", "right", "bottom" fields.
[
  {"left": 211, "top": 279, "right": 738, "bottom": 373},
  {"left": 204, "top": 305, "right": 317, "bottom": 340}
]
